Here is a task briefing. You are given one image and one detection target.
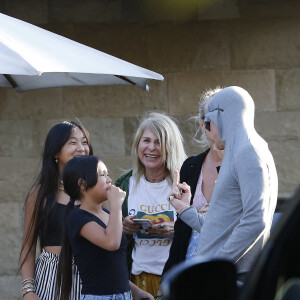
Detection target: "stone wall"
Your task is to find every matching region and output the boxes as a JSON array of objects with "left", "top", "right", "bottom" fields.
[{"left": 1, "top": 0, "right": 300, "bottom": 298}]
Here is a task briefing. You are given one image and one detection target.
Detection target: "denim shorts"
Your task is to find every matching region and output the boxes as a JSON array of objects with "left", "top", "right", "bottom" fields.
[{"left": 80, "top": 291, "right": 132, "bottom": 300}]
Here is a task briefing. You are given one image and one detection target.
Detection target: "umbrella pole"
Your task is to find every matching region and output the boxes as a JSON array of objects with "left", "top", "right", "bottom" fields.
[{"left": 4, "top": 75, "right": 18, "bottom": 88}]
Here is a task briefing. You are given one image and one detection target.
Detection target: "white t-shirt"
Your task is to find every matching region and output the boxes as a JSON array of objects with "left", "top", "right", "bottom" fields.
[{"left": 128, "top": 175, "right": 176, "bottom": 275}]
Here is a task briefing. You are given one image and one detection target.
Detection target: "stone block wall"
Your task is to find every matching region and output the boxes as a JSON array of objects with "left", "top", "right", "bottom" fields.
[{"left": 1, "top": 0, "right": 300, "bottom": 298}]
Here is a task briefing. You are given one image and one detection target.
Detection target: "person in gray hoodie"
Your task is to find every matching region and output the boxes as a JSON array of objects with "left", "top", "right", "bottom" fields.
[{"left": 168, "top": 86, "right": 278, "bottom": 282}]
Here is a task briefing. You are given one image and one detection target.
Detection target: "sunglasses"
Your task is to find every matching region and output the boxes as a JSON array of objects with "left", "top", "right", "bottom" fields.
[
  {"left": 204, "top": 121, "right": 211, "bottom": 131},
  {"left": 203, "top": 107, "right": 224, "bottom": 132}
]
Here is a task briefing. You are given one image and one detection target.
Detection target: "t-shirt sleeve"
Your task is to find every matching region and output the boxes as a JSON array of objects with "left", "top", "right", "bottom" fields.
[{"left": 68, "top": 209, "right": 94, "bottom": 240}]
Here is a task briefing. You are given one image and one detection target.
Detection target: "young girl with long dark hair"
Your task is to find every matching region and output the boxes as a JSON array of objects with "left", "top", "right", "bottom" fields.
[
  {"left": 20, "top": 121, "right": 93, "bottom": 299},
  {"left": 57, "top": 156, "right": 154, "bottom": 300}
]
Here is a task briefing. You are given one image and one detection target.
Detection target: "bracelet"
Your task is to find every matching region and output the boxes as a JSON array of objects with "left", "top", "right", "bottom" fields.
[
  {"left": 22, "top": 283, "right": 34, "bottom": 291},
  {"left": 22, "top": 278, "right": 34, "bottom": 285},
  {"left": 22, "top": 282, "right": 34, "bottom": 287},
  {"left": 22, "top": 288, "right": 35, "bottom": 297},
  {"left": 22, "top": 278, "right": 35, "bottom": 297},
  {"left": 22, "top": 283, "right": 34, "bottom": 290}
]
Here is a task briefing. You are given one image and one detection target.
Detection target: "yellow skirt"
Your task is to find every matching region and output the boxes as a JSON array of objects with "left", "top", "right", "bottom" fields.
[{"left": 131, "top": 272, "right": 161, "bottom": 298}]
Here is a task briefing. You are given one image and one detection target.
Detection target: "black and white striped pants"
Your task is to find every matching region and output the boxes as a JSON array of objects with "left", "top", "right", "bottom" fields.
[{"left": 34, "top": 249, "right": 81, "bottom": 300}]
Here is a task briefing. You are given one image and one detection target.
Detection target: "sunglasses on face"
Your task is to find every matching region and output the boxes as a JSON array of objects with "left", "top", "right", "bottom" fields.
[
  {"left": 204, "top": 121, "right": 211, "bottom": 131},
  {"left": 203, "top": 107, "right": 224, "bottom": 132}
]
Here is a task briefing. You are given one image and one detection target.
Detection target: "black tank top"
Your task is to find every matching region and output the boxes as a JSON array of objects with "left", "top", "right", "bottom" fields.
[{"left": 41, "top": 202, "right": 66, "bottom": 247}]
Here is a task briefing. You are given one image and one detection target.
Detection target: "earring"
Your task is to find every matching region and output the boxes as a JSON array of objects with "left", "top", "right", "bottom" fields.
[{"left": 55, "top": 157, "right": 58, "bottom": 164}]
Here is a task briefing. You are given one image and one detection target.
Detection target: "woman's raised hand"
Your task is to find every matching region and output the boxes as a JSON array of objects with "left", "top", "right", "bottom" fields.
[{"left": 167, "top": 170, "right": 191, "bottom": 214}]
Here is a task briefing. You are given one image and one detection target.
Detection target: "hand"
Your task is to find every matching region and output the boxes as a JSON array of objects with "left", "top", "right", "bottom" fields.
[
  {"left": 168, "top": 170, "right": 191, "bottom": 214},
  {"left": 148, "top": 222, "right": 174, "bottom": 238},
  {"left": 107, "top": 185, "right": 126, "bottom": 209},
  {"left": 123, "top": 215, "right": 140, "bottom": 235}
]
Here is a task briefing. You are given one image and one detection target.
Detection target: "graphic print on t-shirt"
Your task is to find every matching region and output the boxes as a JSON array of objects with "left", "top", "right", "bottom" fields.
[
  {"left": 136, "top": 210, "right": 174, "bottom": 239},
  {"left": 128, "top": 176, "right": 177, "bottom": 275}
]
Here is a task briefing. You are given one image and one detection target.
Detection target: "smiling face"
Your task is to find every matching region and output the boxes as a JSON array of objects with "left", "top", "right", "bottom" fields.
[
  {"left": 137, "top": 128, "right": 165, "bottom": 174},
  {"left": 56, "top": 126, "right": 90, "bottom": 169}
]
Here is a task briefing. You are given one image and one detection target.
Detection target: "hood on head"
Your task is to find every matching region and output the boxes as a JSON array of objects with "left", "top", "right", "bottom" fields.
[{"left": 204, "top": 86, "right": 255, "bottom": 144}]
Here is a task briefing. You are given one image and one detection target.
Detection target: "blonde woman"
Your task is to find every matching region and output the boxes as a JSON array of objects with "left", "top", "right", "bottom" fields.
[{"left": 115, "top": 112, "right": 186, "bottom": 297}]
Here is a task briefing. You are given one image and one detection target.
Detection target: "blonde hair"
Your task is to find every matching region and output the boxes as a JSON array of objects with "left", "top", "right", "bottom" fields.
[
  {"left": 193, "top": 87, "right": 223, "bottom": 147},
  {"left": 132, "top": 112, "right": 187, "bottom": 185}
]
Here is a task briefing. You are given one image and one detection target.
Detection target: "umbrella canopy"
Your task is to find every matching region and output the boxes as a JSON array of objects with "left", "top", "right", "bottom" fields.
[{"left": 0, "top": 13, "right": 163, "bottom": 92}]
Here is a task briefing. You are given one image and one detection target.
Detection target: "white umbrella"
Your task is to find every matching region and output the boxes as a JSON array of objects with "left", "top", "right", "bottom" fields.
[{"left": 0, "top": 13, "right": 163, "bottom": 92}]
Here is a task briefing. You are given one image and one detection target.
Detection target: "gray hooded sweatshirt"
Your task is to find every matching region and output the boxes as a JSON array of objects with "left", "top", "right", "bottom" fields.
[{"left": 180, "top": 86, "right": 278, "bottom": 273}]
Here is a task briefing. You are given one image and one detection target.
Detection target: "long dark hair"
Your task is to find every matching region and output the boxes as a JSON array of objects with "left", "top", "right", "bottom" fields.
[
  {"left": 56, "top": 155, "right": 99, "bottom": 300},
  {"left": 19, "top": 121, "right": 93, "bottom": 270}
]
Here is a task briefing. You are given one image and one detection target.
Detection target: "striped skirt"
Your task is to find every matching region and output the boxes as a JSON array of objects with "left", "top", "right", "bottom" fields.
[{"left": 34, "top": 249, "right": 81, "bottom": 300}]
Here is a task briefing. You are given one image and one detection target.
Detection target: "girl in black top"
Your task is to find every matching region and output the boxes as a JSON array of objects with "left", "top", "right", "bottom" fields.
[{"left": 57, "top": 156, "right": 154, "bottom": 300}]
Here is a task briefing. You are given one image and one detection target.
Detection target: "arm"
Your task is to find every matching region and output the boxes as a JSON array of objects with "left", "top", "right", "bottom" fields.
[
  {"left": 20, "top": 189, "right": 41, "bottom": 300},
  {"left": 80, "top": 185, "right": 125, "bottom": 251},
  {"left": 178, "top": 206, "right": 205, "bottom": 232},
  {"left": 168, "top": 171, "right": 205, "bottom": 232}
]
